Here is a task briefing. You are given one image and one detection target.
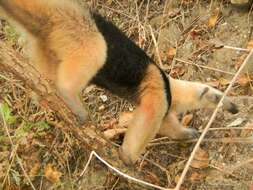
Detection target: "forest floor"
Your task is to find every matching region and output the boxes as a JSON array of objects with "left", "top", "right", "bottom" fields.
[{"left": 0, "top": 0, "right": 253, "bottom": 190}]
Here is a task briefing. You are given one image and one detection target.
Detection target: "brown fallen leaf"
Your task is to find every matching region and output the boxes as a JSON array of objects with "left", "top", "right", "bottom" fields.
[
  {"left": 208, "top": 8, "right": 220, "bottom": 28},
  {"left": 159, "top": 51, "right": 168, "bottom": 62},
  {"left": 182, "top": 114, "right": 193, "bottom": 127},
  {"left": 107, "top": 0, "right": 113, "bottom": 5},
  {"left": 175, "top": 175, "right": 180, "bottom": 183},
  {"left": 219, "top": 78, "right": 230, "bottom": 86},
  {"left": 235, "top": 54, "right": 248, "bottom": 69},
  {"left": 206, "top": 78, "right": 230, "bottom": 89},
  {"left": 170, "top": 64, "right": 186, "bottom": 77},
  {"left": 29, "top": 163, "right": 41, "bottom": 179},
  {"left": 181, "top": 0, "right": 194, "bottom": 6},
  {"left": 191, "top": 148, "right": 209, "bottom": 169},
  {"left": 189, "top": 171, "right": 206, "bottom": 182},
  {"left": 237, "top": 74, "right": 250, "bottom": 86},
  {"left": 44, "top": 164, "right": 62, "bottom": 184},
  {"left": 167, "top": 47, "right": 176, "bottom": 59},
  {"left": 7, "top": 185, "right": 19, "bottom": 190},
  {"left": 240, "top": 123, "right": 253, "bottom": 137},
  {"left": 145, "top": 171, "right": 160, "bottom": 185},
  {"left": 247, "top": 40, "right": 253, "bottom": 49}
]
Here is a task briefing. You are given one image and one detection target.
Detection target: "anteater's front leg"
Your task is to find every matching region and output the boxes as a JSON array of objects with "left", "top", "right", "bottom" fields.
[{"left": 119, "top": 65, "right": 169, "bottom": 165}]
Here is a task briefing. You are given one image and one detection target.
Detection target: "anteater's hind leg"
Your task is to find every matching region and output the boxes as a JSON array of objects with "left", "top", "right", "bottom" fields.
[
  {"left": 119, "top": 65, "right": 169, "bottom": 165},
  {"left": 55, "top": 36, "right": 107, "bottom": 124},
  {"left": 158, "top": 111, "right": 198, "bottom": 140}
]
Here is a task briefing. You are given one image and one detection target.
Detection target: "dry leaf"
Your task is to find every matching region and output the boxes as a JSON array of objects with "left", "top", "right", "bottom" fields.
[
  {"left": 206, "top": 78, "right": 229, "bottom": 89},
  {"left": 219, "top": 78, "right": 230, "bottom": 86},
  {"left": 235, "top": 54, "right": 248, "bottom": 69},
  {"left": 29, "top": 163, "right": 40, "bottom": 179},
  {"left": 247, "top": 40, "right": 253, "bottom": 49},
  {"left": 167, "top": 47, "right": 176, "bottom": 59},
  {"left": 7, "top": 185, "right": 19, "bottom": 190},
  {"left": 145, "top": 171, "right": 160, "bottom": 185},
  {"left": 189, "top": 171, "right": 205, "bottom": 182},
  {"left": 191, "top": 148, "right": 209, "bottom": 169},
  {"left": 181, "top": 0, "right": 194, "bottom": 6},
  {"left": 44, "top": 164, "right": 62, "bottom": 183},
  {"left": 170, "top": 65, "right": 186, "bottom": 77},
  {"left": 107, "top": 0, "right": 113, "bottom": 5},
  {"left": 237, "top": 74, "right": 250, "bottom": 86},
  {"left": 159, "top": 51, "right": 167, "bottom": 62},
  {"left": 118, "top": 112, "right": 133, "bottom": 127},
  {"left": 175, "top": 175, "right": 180, "bottom": 183},
  {"left": 182, "top": 114, "right": 193, "bottom": 126},
  {"left": 240, "top": 123, "right": 253, "bottom": 137},
  {"left": 208, "top": 8, "right": 220, "bottom": 28}
]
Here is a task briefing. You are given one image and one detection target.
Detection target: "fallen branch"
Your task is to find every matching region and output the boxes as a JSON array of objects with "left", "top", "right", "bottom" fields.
[
  {"left": 0, "top": 40, "right": 146, "bottom": 186},
  {"left": 79, "top": 151, "right": 173, "bottom": 190},
  {"left": 149, "top": 137, "right": 253, "bottom": 146}
]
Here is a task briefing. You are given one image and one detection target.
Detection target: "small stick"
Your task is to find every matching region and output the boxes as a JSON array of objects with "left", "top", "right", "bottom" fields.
[
  {"left": 175, "top": 58, "right": 236, "bottom": 75},
  {"left": 223, "top": 45, "right": 251, "bottom": 52},
  {"left": 149, "top": 25, "right": 164, "bottom": 69},
  {"left": 79, "top": 151, "right": 173, "bottom": 190},
  {"left": 149, "top": 137, "right": 253, "bottom": 146},
  {"left": 200, "top": 126, "right": 253, "bottom": 132},
  {"left": 175, "top": 49, "right": 253, "bottom": 190}
]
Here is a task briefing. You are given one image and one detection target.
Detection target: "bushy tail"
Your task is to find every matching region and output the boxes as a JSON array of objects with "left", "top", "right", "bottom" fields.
[{"left": 0, "top": 0, "right": 51, "bottom": 36}]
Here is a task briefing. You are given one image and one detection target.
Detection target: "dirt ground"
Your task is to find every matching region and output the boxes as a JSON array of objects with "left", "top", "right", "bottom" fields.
[{"left": 0, "top": 0, "right": 253, "bottom": 190}]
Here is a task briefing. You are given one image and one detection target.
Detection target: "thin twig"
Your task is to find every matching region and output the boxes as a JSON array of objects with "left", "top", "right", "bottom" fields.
[
  {"left": 223, "top": 45, "right": 250, "bottom": 52},
  {"left": 149, "top": 25, "right": 164, "bottom": 69},
  {"left": 79, "top": 151, "right": 173, "bottom": 190},
  {"left": 149, "top": 137, "right": 253, "bottom": 146},
  {"left": 175, "top": 58, "right": 236, "bottom": 75},
  {"left": 200, "top": 126, "right": 253, "bottom": 132},
  {"left": 175, "top": 49, "right": 253, "bottom": 190}
]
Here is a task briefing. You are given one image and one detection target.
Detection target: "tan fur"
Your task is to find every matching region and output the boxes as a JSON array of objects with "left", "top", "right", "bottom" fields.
[
  {"left": 120, "top": 64, "right": 168, "bottom": 164},
  {"left": 169, "top": 77, "right": 235, "bottom": 113},
  {"left": 159, "top": 111, "right": 196, "bottom": 139},
  {"left": 0, "top": 0, "right": 107, "bottom": 122}
]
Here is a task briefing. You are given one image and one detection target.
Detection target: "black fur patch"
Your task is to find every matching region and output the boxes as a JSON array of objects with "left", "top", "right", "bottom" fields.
[
  {"left": 90, "top": 12, "right": 171, "bottom": 112},
  {"left": 158, "top": 68, "right": 171, "bottom": 113},
  {"left": 91, "top": 13, "right": 151, "bottom": 101}
]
